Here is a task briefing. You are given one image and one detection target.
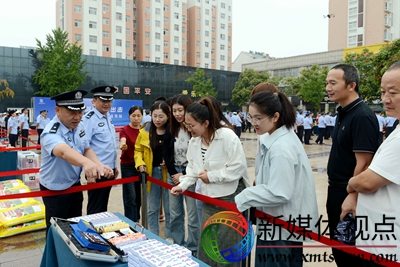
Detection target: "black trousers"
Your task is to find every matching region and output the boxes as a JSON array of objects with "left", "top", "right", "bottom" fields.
[
  {"left": 37, "top": 129, "right": 44, "bottom": 145},
  {"left": 121, "top": 164, "right": 141, "bottom": 222},
  {"left": 86, "top": 169, "right": 116, "bottom": 215},
  {"left": 9, "top": 133, "right": 17, "bottom": 147},
  {"left": 21, "top": 129, "right": 28, "bottom": 147},
  {"left": 234, "top": 126, "right": 242, "bottom": 138},
  {"left": 326, "top": 185, "right": 363, "bottom": 267},
  {"left": 316, "top": 128, "right": 326, "bottom": 144},
  {"left": 377, "top": 132, "right": 383, "bottom": 146},
  {"left": 40, "top": 181, "right": 83, "bottom": 234},
  {"left": 304, "top": 129, "right": 312, "bottom": 144},
  {"left": 297, "top": 125, "right": 304, "bottom": 142}
]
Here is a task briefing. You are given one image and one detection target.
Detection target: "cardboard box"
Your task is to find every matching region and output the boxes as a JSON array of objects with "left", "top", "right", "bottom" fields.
[{"left": 17, "top": 151, "right": 39, "bottom": 170}]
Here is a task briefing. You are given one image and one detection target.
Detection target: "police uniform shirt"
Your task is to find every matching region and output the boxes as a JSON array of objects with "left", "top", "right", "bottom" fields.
[
  {"left": 39, "top": 115, "right": 90, "bottom": 190},
  {"left": 37, "top": 114, "right": 50, "bottom": 129},
  {"left": 82, "top": 108, "right": 116, "bottom": 169},
  {"left": 8, "top": 117, "right": 19, "bottom": 134},
  {"left": 20, "top": 114, "right": 29, "bottom": 130}
]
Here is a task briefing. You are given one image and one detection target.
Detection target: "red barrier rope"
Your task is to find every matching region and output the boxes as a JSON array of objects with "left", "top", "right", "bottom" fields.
[
  {"left": 0, "top": 170, "right": 398, "bottom": 266},
  {"left": 0, "top": 168, "right": 40, "bottom": 177},
  {"left": 0, "top": 146, "right": 41, "bottom": 151}
]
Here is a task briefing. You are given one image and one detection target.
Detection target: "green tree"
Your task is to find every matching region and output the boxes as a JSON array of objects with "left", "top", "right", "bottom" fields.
[
  {"left": 185, "top": 68, "right": 217, "bottom": 99},
  {"left": 33, "top": 28, "right": 88, "bottom": 96},
  {"left": 230, "top": 69, "right": 276, "bottom": 107},
  {"left": 343, "top": 48, "right": 379, "bottom": 102},
  {"left": 296, "top": 64, "right": 329, "bottom": 111},
  {"left": 0, "top": 79, "right": 15, "bottom": 100}
]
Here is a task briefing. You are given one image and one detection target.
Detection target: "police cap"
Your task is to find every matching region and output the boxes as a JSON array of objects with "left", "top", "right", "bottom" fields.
[
  {"left": 51, "top": 90, "right": 87, "bottom": 111},
  {"left": 91, "top": 86, "right": 116, "bottom": 101}
]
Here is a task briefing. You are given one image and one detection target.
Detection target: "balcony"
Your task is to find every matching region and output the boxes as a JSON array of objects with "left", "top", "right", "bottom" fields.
[{"left": 385, "top": 1, "right": 392, "bottom": 13}]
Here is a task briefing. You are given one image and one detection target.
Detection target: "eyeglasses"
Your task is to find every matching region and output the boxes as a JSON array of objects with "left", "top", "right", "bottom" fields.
[
  {"left": 183, "top": 122, "right": 196, "bottom": 130},
  {"left": 247, "top": 116, "right": 268, "bottom": 125}
]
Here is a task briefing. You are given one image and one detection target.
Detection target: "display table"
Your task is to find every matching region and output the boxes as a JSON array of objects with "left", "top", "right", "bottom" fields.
[
  {"left": 40, "top": 213, "right": 210, "bottom": 267},
  {"left": 0, "top": 151, "right": 18, "bottom": 181}
]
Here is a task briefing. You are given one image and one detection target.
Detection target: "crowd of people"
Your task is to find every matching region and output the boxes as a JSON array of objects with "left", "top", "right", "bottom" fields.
[{"left": 26, "top": 62, "right": 400, "bottom": 267}]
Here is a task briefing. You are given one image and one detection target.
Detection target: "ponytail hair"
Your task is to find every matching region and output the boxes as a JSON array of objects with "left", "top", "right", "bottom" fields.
[
  {"left": 186, "top": 97, "right": 226, "bottom": 141},
  {"left": 249, "top": 91, "right": 296, "bottom": 130}
]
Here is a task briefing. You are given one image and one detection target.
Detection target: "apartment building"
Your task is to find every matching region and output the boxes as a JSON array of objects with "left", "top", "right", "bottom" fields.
[
  {"left": 328, "top": 0, "right": 400, "bottom": 50},
  {"left": 56, "top": 0, "right": 232, "bottom": 70}
]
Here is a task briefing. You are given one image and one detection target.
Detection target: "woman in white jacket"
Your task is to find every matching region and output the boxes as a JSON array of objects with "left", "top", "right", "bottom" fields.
[
  {"left": 235, "top": 91, "right": 319, "bottom": 267},
  {"left": 171, "top": 97, "right": 250, "bottom": 267}
]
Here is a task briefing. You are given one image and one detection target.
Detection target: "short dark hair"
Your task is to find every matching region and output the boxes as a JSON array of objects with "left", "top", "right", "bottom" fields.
[
  {"left": 331, "top": 64, "right": 360, "bottom": 93},
  {"left": 386, "top": 61, "right": 400, "bottom": 72}
]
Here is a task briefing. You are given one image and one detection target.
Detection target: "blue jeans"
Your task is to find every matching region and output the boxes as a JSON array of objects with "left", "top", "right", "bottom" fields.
[
  {"left": 121, "top": 164, "right": 141, "bottom": 222},
  {"left": 148, "top": 166, "right": 171, "bottom": 238},
  {"left": 168, "top": 165, "right": 200, "bottom": 252},
  {"left": 255, "top": 238, "right": 303, "bottom": 267}
]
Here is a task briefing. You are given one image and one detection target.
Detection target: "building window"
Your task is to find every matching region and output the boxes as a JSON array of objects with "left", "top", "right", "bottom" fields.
[
  {"left": 174, "top": 1, "right": 179, "bottom": 7},
  {"left": 145, "top": 7, "right": 150, "bottom": 14},
  {"left": 89, "top": 35, "right": 97, "bottom": 43},
  {"left": 103, "top": 31, "right": 109, "bottom": 38},
  {"left": 156, "top": 8, "right": 161, "bottom": 15},
  {"left": 89, "top": 49, "right": 97, "bottom": 56},
  {"left": 197, "top": 7, "right": 201, "bottom": 14},
  {"left": 174, "top": 12, "right": 179, "bottom": 19},
  {"left": 126, "top": 28, "right": 131, "bottom": 35},
  {"left": 182, "top": 49, "right": 185, "bottom": 55},
  {"left": 220, "top": 34, "right": 225, "bottom": 40},
  {"left": 182, "top": 26, "right": 185, "bottom": 33},
  {"left": 116, "top": 52, "right": 122, "bottom": 58},
  {"left": 174, "top": 36, "right": 179, "bottom": 42},
  {"left": 74, "top": 5, "right": 81, "bottom": 13},
  {"left": 228, "top": 26, "right": 231, "bottom": 32},
  {"left": 196, "top": 41, "right": 200, "bottom": 46},
  {"left": 197, "top": 19, "right": 201, "bottom": 24},
  {"left": 75, "top": 34, "right": 82, "bottom": 41},
  {"left": 174, "top": 48, "right": 179, "bottom": 54},
  {"left": 220, "top": 44, "right": 225, "bottom": 50},
  {"left": 126, "top": 54, "right": 130, "bottom": 59},
  {"left": 221, "top": 2, "right": 226, "bottom": 8},
  {"left": 74, "top": 20, "right": 82, "bottom": 27},
  {"left": 205, "top": 9, "right": 209, "bottom": 15},
  {"left": 212, "top": 17, "right": 215, "bottom": 22},
  {"left": 164, "top": 52, "right": 168, "bottom": 59},
  {"left": 126, "top": 41, "right": 130, "bottom": 48},
  {"left": 116, "top": 12, "right": 122, "bottom": 20},
  {"left": 196, "top": 63, "right": 200, "bottom": 67},
  {"left": 103, "top": 45, "right": 109, "bottom": 52},
  {"left": 164, "top": 5, "right": 168, "bottom": 11},
  {"left": 182, "top": 15, "right": 185, "bottom": 22},
  {"left": 221, "top": 13, "right": 225, "bottom": 19},
  {"left": 145, "top": 56, "right": 150, "bottom": 62},
  {"left": 116, "top": 39, "right": 122, "bottom": 46},
  {"left": 145, "top": 31, "right": 150, "bottom": 38},
  {"left": 212, "top": 38, "right": 215, "bottom": 43},
  {"left": 197, "top": 30, "right": 200, "bottom": 36},
  {"left": 349, "top": 21, "right": 357, "bottom": 30},
  {"left": 228, "top": 16, "right": 231, "bottom": 21},
  {"left": 196, "top": 52, "right": 200, "bottom": 57},
  {"left": 155, "top": 57, "right": 161, "bottom": 63},
  {"left": 221, "top": 23, "right": 225, "bottom": 29},
  {"left": 174, "top": 59, "right": 179, "bottom": 65},
  {"left": 220, "top": 65, "right": 225, "bottom": 70},
  {"left": 116, "top": 26, "right": 122, "bottom": 33},
  {"left": 164, "top": 29, "right": 169, "bottom": 35},
  {"left": 220, "top": 55, "right": 225, "bottom": 60},
  {"left": 212, "top": 27, "right": 215, "bottom": 33},
  {"left": 126, "top": 2, "right": 131, "bottom": 9},
  {"left": 211, "top": 49, "right": 215, "bottom": 54},
  {"left": 164, "top": 41, "right": 168, "bottom": 46},
  {"left": 205, "top": 41, "right": 209, "bottom": 47},
  {"left": 156, "top": 20, "right": 161, "bottom": 27},
  {"left": 205, "top": 31, "right": 209, "bottom": 37},
  {"left": 145, "top": 44, "right": 150, "bottom": 50},
  {"left": 103, "top": 4, "right": 109, "bottom": 12},
  {"left": 174, "top": 24, "right": 179, "bottom": 30},
  {"left": 205, "top": 63, "right": 209, "bottom": 68},
  {"left": 348, "top": 35, "right": 357, "bottom": 45},
  {"left": 89, "top": 7, "right": 97, "bottom": 15},
  {"left": 164, "top": 17, "right": 169, "bottom": 23},
  {"left": 126, "top": 15, "right": 130, "bottom": 22},
  {"left": 156, "top": 45, "right": 161, "bottom": 51},
  {"left": 116, "top": 0, "right": 122, "bottom": 6},
  {"left": 103, "top": 18, "right": 109, "bottom": 25},
  {"left": 211, "top": 59, "right": 215, "bottom": 65},
  {"left": 205, "top": 20, "right": 209, "bottom": 26},
  {"left": 89, "top": 21, "right": 97, "bottom": 29},
  {"left": 156, "top": 32, "right": 161, "bottom": 39},
  {"left": 205, "top": 52, "right": 209, "bottom": 58},
  {"left": 145, "top": 19, "right": 150, "bottom": 26},
  {"left": 349, "top": 7, "right": 357, "bottom": 16}
]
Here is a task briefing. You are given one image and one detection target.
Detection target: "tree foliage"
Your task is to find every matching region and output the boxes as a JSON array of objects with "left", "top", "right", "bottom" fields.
[
  {"left": 343, "top": 48, "right": 379, "bottom": 102},
  {"left": 231, "top": 69, "right": 279, "bottom": 107},
  {"left": 295, "top": 64, "right": 329, "bottom": 111},
  {"left": 185, "top": 68, "right": 217, "bottom": 99},
  {"left": 33, "top": 28, "right": 88, "bottom": 96},
  {"left": 0, "top": 79, "right": 15, "bottom": 100}
]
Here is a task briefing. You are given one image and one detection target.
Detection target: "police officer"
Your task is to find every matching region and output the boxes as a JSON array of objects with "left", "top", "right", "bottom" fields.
[
  {"left": 36, "top": 110, "right": 50, "bottom": 145},
  {"left": 39, "top": 90, "right": 114, "bottom": 232},
  {"left": 19, "top": 107, "right": 30, "bottom": 148},
  {"left": 82, "top": 86, "right": 118, "bottom": 215},
  {"left": 7, "top": 110, "right": 19, "bottom": 147}
]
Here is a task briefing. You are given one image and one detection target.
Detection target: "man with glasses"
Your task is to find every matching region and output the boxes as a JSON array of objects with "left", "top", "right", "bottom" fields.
[{"left": 82, "top": 86, "right": 118, "bottom": 214}]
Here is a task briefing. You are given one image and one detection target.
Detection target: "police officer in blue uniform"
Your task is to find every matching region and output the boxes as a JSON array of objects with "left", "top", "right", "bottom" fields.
[
  {"left": 39, "top": 90, "right": 114, "bottom": 232},
  {"left": 82, "top": 86, "right": 118, "bottom": 214}
]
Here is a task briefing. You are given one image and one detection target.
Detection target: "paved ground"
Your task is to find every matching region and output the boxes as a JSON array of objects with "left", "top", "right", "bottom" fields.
[{"left": 0, "top": 131, "right": 335, "bottom": 267}]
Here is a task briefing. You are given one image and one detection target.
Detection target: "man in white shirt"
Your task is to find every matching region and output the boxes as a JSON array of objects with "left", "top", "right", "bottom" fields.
[{"left": 315, "top": 112, "right": 326, "bottom": 145}]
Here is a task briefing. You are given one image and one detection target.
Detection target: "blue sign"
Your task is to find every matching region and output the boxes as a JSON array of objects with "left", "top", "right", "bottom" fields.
[{"left": 32, "top": 97, "right": 142, "bottom": 126}]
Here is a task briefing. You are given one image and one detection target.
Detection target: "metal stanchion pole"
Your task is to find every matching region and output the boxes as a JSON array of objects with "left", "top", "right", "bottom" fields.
[{"left": 140, "top": 172, "right": 148, "bottom": 229}]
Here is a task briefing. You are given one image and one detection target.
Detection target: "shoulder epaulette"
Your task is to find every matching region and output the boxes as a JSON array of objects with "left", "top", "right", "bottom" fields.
[
  {"left": 85, "top": 111, "right": 95, "bottom": 119},
  {"left": 49, "top": 122, "right": 60, "bottom": 133}
]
